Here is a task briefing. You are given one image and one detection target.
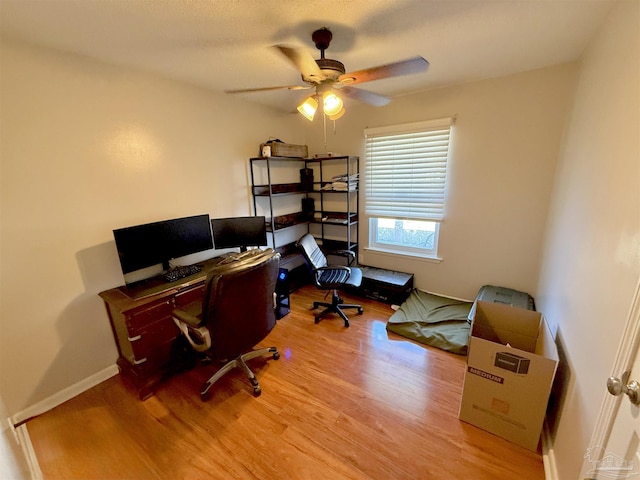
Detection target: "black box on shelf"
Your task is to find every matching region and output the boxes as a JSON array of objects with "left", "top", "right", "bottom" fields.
[
  {"left": 300, "top": 168, "right": 314, "bottom": 191},
  {"left": 301, "top": 198, "right": 315, "bottom": 219}
]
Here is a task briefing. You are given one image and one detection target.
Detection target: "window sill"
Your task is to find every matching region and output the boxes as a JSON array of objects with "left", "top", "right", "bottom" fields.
[{"left": 363, "top": 246, "right": 443, "bottom": 263}]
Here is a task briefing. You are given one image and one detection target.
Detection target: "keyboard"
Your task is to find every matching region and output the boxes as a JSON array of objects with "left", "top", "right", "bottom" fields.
[{"left": 163, "top": 264, "right": 202, "bottom": 282}]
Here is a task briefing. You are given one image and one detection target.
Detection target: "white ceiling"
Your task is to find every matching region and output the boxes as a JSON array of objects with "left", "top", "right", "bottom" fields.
[{"left": 0, "top": 0, "right": 615, "bottom": 112}]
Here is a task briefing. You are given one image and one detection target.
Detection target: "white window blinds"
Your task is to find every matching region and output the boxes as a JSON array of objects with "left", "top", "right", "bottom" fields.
[{"left": 364, "top": 117, "right": 454, "bottom": 221}]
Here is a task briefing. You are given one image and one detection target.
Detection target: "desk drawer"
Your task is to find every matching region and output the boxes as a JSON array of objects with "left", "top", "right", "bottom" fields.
[
  {"left": 126, "top": 298, "right": 173, "bottom": 332},
  {"left": 127, "top": 317, "right": 179, "bottom": 364}
]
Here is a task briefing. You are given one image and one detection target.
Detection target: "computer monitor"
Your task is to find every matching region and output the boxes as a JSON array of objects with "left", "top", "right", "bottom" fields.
[
  {"left": 113, "top": 214, "right": 213, "bottom": 275},
  {"left": 210, "top": 216, "right": 267, "bottom": 252}
]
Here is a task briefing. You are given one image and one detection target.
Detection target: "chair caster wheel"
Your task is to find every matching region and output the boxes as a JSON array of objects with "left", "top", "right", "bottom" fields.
[
  {"left": 314, "top": 317, "right": 320, "bottom": 324},
  {"left": 253, "top": 387, "right": 262, "bottom": 397},
  {"left": 358, "top": 308, "right": 364, "bottom": 315},
  {"left": 273, "top": 351, "right": 280, "bottom": 360},
  {"left": 200, "top": 390, "right": 211, "bottom": 402},
  {"left": 313, "top": 302, "right": 319, "bottom": 309},
  {"left": 344, "top": 320, "right": 350, "bottom": 328}
]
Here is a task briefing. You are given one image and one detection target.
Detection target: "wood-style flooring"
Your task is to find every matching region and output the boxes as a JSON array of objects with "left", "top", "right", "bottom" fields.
[{"left": 26, "top": 285, "right": 545, "bottom": 479}]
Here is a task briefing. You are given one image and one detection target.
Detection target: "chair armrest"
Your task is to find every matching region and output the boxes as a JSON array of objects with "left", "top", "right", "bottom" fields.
[
  {"left": 332, "top": 249, "right": 355, "bottom": 257},
  {"left": 326, "top": 249, "right": 355, "bottom": 261},
  {"left": 172, "top": 300, "right": 202, "bottom": 328},
  {"left": 172, "top": 300, "right": 211, "bottom": 352}
]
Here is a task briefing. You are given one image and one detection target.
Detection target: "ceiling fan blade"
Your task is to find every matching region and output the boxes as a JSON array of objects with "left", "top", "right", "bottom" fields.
[
  {"left": 225, "top": 85, "right": 312, "bottom": 94},
  {"left": 339, "top": 56, "right": 429, "bottom": 86},
  {"left": 338, "top": 86, "right": 391, "bottom": 107},
  {"left": 274, "top": 45, "right": 325, "bottom": 83}
]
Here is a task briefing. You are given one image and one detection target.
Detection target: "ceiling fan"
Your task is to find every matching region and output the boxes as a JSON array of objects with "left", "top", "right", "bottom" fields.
[{"left": 225, "top": 27, "right": 429, "bottom": 120}]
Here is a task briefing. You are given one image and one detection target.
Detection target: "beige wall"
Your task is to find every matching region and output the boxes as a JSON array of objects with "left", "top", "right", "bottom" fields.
[
  {"left": 2, "top": 10, "right": 637, "bottom": 480},
  {"left": 536, "top": 1, "right": 640, "bottom": 478},
  {"left": 306, "top": 63, "right": 579, "bottom": 301},
  {"left": 0, "top": 38, "right": 580, "bottom": 415},
  {"left": 0, "top": 38, "right": 302, "bottom": 415}
]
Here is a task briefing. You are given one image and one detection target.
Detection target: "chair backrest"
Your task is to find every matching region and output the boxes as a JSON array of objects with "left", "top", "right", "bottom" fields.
[
  {"left": 297, "top": 233, "right": 327, "bottom": 271},
  {"left": 201, "top": 249, "right": 280, "bottom": 361}
]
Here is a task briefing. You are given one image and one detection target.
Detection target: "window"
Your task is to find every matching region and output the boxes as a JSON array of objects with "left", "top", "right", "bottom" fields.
[
  {"left": 364, "top": 117, "right": 454, "bottom": 259},
  {"left": 370, "top": 218, "right": 439, "bottom": 256}
]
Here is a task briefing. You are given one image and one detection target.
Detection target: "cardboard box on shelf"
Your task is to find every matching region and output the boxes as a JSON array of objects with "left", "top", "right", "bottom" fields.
[
  {"left": 459, "top": 301, "right": 558, "bottom": 451},
  {"left": 259, "top": 142, "right": 308, "bottom": 158}
]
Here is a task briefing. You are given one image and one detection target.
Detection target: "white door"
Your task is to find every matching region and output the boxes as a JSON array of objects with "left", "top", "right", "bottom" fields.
[{"left": 582, "top": 278, "right": 640, "bottom": 479}]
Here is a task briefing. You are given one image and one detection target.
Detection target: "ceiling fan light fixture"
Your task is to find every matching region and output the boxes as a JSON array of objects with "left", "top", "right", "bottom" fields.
[
  {"left": 228, "top": 29, "right": 430, "bottom": 119},
  {"left": 297, "top": 95, "right": 318, "bottom": 121},
  {"left": 322, "top": 92, "right": 343, "bottom": 116},
  {"left": 328, "top": 106, "right": 345, "bottom": 121}
]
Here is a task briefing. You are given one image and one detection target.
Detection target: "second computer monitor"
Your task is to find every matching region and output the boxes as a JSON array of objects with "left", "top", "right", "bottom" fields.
[{"left": 211, "top": 216, "right": 267, "bottom": 252}]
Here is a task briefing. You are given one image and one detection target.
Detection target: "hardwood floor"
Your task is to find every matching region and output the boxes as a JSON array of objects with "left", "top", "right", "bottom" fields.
[{"left": 26, "top": 286, "right": 545, "bottom": 480}]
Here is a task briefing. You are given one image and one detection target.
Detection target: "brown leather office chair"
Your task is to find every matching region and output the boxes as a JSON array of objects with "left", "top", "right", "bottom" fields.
[
  {"left": 172, "top": 249, "right": 280, "bottom": 399},
  {"left": 297, "top": 233, "right": 363, "bottom": 327}
]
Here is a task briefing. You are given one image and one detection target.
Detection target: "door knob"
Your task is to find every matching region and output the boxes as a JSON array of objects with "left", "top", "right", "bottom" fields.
[{"left": 607, "top": 375, "right": 640, "bottom": 406}]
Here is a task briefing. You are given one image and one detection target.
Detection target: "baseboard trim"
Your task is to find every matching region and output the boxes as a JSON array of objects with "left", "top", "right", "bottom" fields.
[
  {"left": 420, "top": 288, "right": 473, "bottom": 303},
  {"left": 11, "top": 364, "right": 119, "bottom": 427},
  {"left": 15, "top": 423, "right": 42, "bottom": 480},
  {"left": 541, "top": 421, "right": 558, "bottom": 480}
]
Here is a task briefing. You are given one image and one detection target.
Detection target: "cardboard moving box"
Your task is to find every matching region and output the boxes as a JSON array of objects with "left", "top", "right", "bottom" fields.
[{"left": 459, "top": 301, "right": 559, "bottom": 451}]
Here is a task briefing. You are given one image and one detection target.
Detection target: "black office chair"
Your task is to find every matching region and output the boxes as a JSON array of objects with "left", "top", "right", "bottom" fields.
[
  {"left": 297, "top": 233, "right": 363, "bottom": 327},
  {"left": 171, "top": 249, "right": 281, "bottom": 399}
]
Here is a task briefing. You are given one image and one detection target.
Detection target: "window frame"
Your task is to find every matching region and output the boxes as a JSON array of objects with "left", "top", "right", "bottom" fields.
[
  {"left": 368, "top": 217, "right": 440, "bottom": 259},
  {"left": 363, "top": 117, "right": 454, "bottom": 260}
]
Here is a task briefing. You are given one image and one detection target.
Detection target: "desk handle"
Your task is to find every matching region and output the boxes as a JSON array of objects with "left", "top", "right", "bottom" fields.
[
  {"left": 133, "top": 357, "right": 147, "bottom": 365},
  {"left": 128, "top": 334, "right": 142, "bottom": 342}
]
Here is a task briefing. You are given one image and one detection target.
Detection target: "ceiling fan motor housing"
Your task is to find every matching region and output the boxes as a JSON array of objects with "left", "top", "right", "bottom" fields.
[
  {"left": 311, "top": 28, "right": 345, "bottom": 79},
  {"left": 316, "top": 58, "right": 345, "bottom": 77},
  {"left": 312, "top": 27, "right": 333, "bottom": 51}
]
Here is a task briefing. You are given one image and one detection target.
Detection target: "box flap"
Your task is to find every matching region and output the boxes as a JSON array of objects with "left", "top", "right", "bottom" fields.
[{"left": 472, "top": 301, "right": 542, "bottom": 352}]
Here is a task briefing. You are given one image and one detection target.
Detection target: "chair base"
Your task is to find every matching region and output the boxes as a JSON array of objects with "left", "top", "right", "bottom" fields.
[
  {"left": 313, "top": 290, "right": 364, "bottom": 327},
  {"left": 200, "top": 346, "right": 279, "bottom": 400}
]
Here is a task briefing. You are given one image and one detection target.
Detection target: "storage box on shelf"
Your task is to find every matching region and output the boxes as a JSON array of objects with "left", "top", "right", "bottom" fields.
[{"left": 259, "top": 142, "right": 308, "bottom": 159}]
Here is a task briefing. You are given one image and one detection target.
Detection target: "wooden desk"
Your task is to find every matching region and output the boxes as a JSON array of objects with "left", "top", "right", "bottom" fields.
[{"left": 99, "top": 257, "right": 225, "bottom": 399}]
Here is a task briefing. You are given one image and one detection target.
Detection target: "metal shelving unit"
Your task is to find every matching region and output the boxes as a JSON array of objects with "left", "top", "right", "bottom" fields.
[
  {"left": 305, "top": 155, "right": 359, "bottom": 264},
  {"left": 249, "top": 156, "right": 311, "bottom": 248},
  {"left": 249, "top": 154, "right": 359, "bottom": 266}
]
